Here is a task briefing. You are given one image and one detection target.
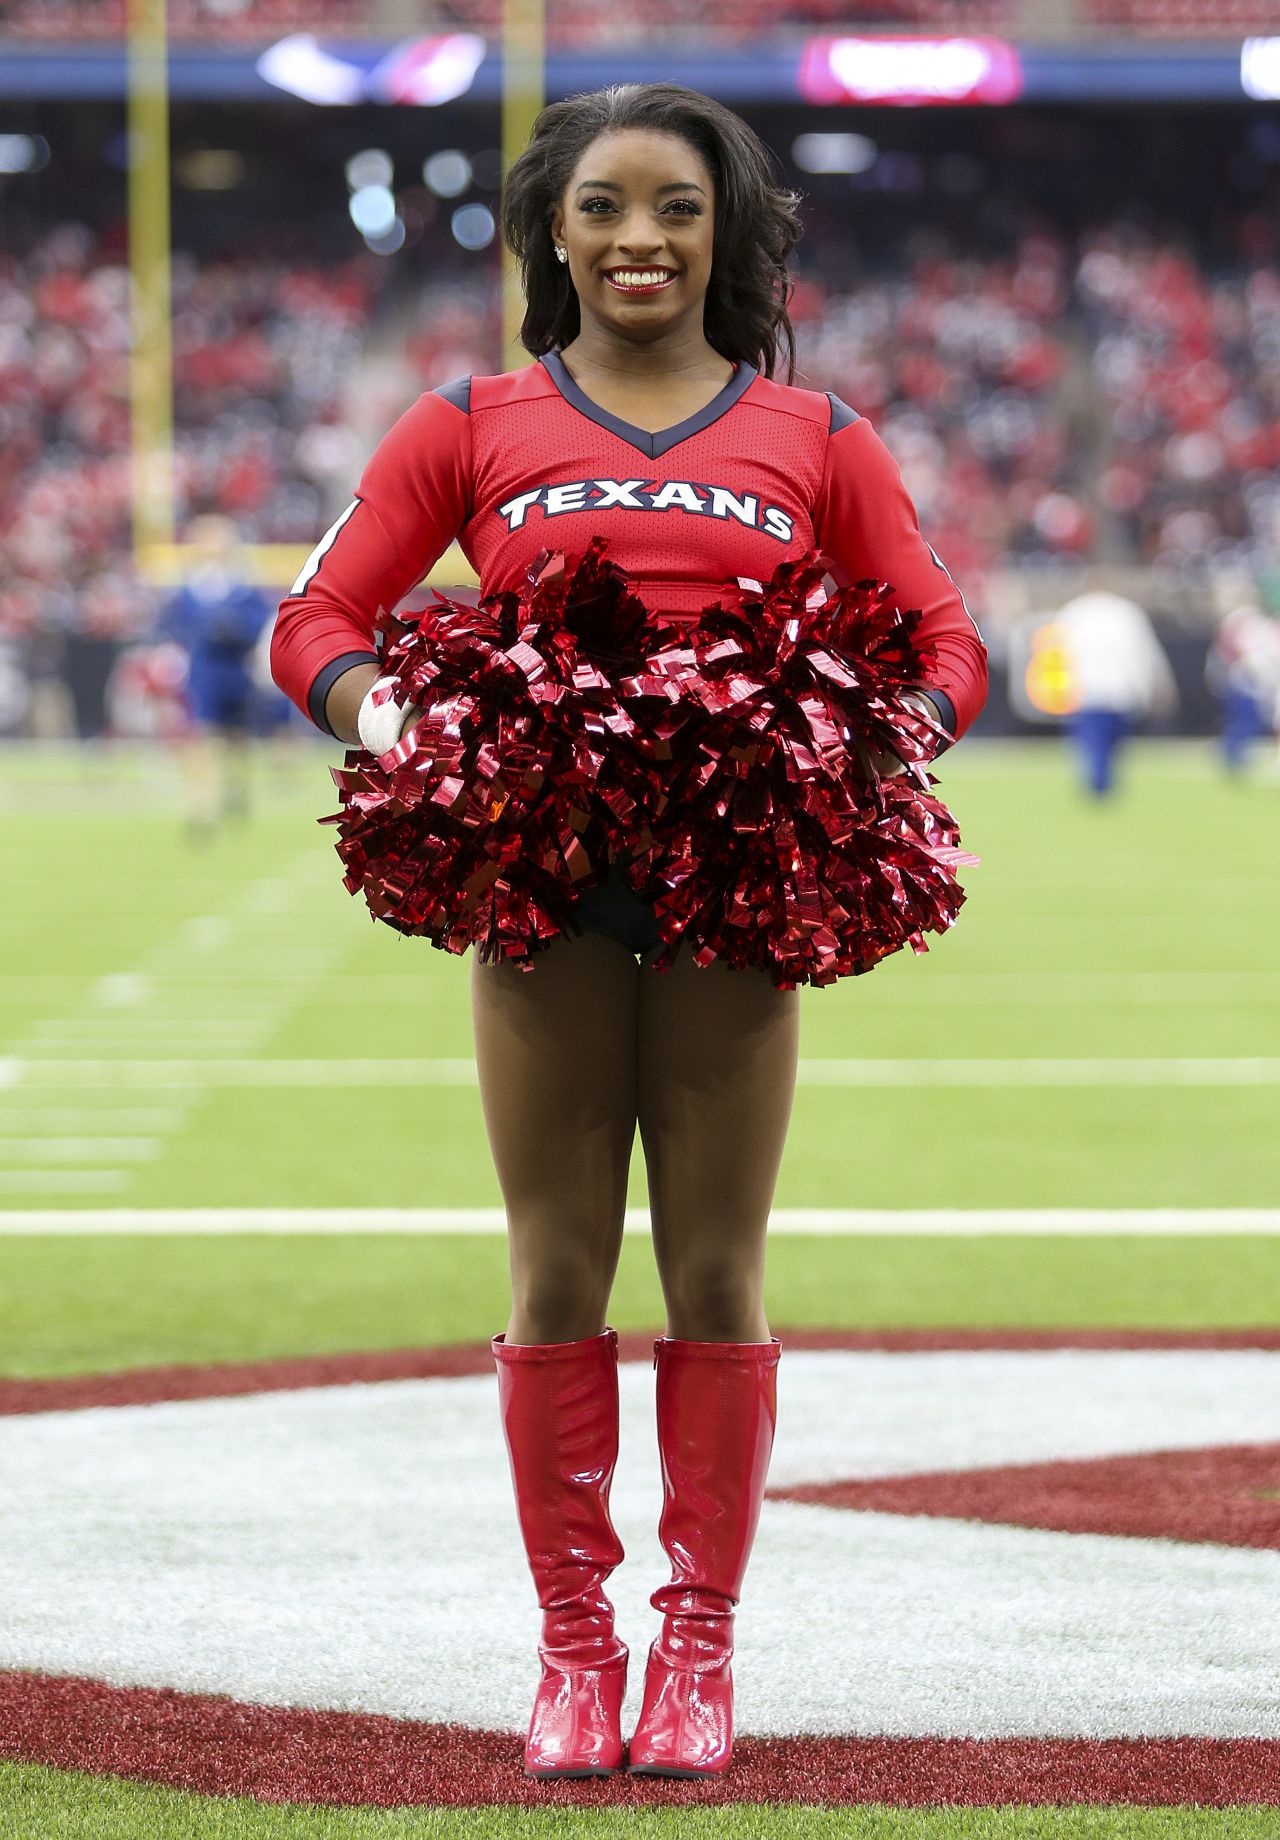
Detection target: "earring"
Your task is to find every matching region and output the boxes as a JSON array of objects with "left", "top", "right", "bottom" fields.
[{"left": 555, "top": 246, "right": 567, "bottom": 264}]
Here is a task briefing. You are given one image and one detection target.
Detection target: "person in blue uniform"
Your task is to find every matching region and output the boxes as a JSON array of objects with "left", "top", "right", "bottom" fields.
[{"left": 159, "top": 515, "right": 272, "bottom": 838}]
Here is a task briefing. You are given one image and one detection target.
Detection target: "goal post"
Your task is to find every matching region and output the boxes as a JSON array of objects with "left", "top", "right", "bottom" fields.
[
  {"left": 126, "top": 0, "right": 176, "bottom": 575},
  {"left": 501, "top": 0, "right": 545, "bottom": 370},
  {"left": 125, "top": 3, "right": 537, "bottom": 587}
]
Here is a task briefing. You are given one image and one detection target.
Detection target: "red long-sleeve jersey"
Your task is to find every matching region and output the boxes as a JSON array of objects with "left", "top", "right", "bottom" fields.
[{"left": 271, "top": 353, "right": 988, "bottom": 741}]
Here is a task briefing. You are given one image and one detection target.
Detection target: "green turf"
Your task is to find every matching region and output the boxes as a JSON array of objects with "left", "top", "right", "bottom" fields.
[
  {"left": 0, "top": 1766, "right": 1274, "bottom": 1840},
  {"left": 1, "top": 1232, "right": 1278, "bottom": 1378},
  {"left": 3, "top": 745, "right": 1278, "bottom": 1832},
  {"left": 3, "top": 742, "right": 1279, "bottom": 1214}
]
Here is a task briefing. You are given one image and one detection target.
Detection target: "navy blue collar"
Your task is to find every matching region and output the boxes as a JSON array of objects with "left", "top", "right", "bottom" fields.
[{"left": 539, "top": 349, "right": 757, "bottom": 460}]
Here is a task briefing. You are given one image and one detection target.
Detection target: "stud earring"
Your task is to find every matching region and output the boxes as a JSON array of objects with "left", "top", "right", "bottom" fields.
[{"left": 555, "top": 246, "right": 567, "bottom": 264}]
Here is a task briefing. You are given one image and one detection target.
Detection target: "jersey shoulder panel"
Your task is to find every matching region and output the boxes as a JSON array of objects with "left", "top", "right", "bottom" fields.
[
  {"left": 740, "top": 373, "right": 834, "bottom": 429},
  {"left": 826, "top": 393, "right": 861, "bottom": 433},
  {"left": 469, "top": 364, "right": 560, "bottom": 413},
  {"left": 431, "top": 375, "right": 472, "bottom": 413}
]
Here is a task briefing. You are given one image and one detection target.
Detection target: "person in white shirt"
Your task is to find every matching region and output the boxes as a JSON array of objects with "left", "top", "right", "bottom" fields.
[{"left": 1055, "top": 590, "right": 1178, "bottom": 796}]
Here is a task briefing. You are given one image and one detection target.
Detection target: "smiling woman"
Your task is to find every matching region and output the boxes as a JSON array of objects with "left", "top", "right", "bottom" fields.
[
  {"left": 268, "top": 78, "right": 987, "bottom": 1795},
  {"left": 502, "top": 84, "right": 801, "bottom": 404}
]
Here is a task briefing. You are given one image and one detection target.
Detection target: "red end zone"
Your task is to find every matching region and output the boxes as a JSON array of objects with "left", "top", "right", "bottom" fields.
[
  {"left": 2, "top": 1669, "right": 1277, "bottom": 1809},
  {"left": 2, "top": 1329, "right": 1278, "bottom": 1808}
]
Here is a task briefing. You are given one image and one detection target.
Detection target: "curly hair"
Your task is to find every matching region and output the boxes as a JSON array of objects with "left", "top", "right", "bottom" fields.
[{"left": 501, "top": 84, "right": 802, "bottom": 382}]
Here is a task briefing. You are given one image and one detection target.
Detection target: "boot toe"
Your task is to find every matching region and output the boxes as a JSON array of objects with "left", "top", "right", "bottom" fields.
[
  {"left": 524, "top": 1655, "right": 628, "bottom": 1777},
  {"left": 627, "top": 1655, "right": 733, "bottom": 1775}
]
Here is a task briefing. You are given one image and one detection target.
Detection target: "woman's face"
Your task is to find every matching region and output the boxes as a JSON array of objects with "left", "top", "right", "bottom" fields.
[{"left": 550, "top": 128, "right": 716, "bottom": 343}]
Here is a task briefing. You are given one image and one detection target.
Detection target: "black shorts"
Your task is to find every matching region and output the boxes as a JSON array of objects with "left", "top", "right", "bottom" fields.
[{"left": 565, "top": 863, "right": 670, "bottom": 964}]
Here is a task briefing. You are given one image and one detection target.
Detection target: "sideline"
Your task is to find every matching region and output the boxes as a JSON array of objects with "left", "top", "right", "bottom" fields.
[
  {"left": 0, "top": 1208, "right": 1277, "bottom": 1234},
  {"left": 5, "top": 1057, "right": 1280, "bottom": 1088}
]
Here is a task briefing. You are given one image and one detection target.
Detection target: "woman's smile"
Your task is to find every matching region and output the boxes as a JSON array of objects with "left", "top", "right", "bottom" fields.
[{"left": 602, "top": 267, "right": 680, "bottom": 296}]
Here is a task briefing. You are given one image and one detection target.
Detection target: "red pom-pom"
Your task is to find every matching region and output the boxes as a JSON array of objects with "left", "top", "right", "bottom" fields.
[
  {"left": 318, "top": 541, "right": 654, "bottom": 970},
  {"left": 319, "top": 543, "right": 977, "bottom": 985},
  {"left": 619, "top": 557, "right": 978, "bottom": 988}
]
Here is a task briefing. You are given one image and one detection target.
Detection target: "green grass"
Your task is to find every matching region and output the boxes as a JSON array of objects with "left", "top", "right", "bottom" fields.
[
  {"left": 2, "top": 742, "right": 1279, "bottom": 1214},
  {"left": 2, "top": 743, "right": 1278, "bottom": 1837},
  {"left": 0, "top": 1767, "right": 1275, "bottom": 1840},
  {"left": 1, "top": 1232, "right": 1278, "bottom": 1379}
]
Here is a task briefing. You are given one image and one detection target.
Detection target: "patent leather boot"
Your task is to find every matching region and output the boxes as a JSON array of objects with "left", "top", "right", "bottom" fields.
[
  {"left": 628, "top": 1335, "right": 781, "bottom": 1777},
  {"left": 492, "top": 1327, "right": 629, "bottom": 1778}
]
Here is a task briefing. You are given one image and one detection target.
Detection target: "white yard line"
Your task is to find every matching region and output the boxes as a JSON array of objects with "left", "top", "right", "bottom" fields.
[
  {"left": 0, "top": 1208, "right": 1277, "bottom": 1235},
  {"left": 854, "top": 971, "right": 1280, "bottom": 1005},
  {"left": 0, "top": 1173, "right": 128, "bottom": 1196},
  {"left": 5, "top": 970, "right": 1279, "bottom": 1011},
  {"left": 0, "top": 855, "right": 344, "bottom": 1194},
  {"left": 0, "top": 1139, "right": 158, "bottom": 1163},
  {"left": 4, "top": 1057, "right": 1280, "bottom": 1089},
  {"left": 798, "top": 1057, "right": 1280, "bottom": 1086},
  {"left": 0, "top": 1111, "right": 181, "bottom": 1132}
]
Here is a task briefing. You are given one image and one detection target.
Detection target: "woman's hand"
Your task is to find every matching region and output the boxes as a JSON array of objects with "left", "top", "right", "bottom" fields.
[
  {"left": 863, "top": 691, "right": 946, "bottom": 779},
  {"left": 356, "top": 675, "right": 423, "bottom": 755}
]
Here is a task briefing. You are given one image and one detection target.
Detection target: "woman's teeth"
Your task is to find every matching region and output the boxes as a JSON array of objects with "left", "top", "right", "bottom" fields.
[{"left": 606, "top": 270, "right": 675, "bottom": 291}]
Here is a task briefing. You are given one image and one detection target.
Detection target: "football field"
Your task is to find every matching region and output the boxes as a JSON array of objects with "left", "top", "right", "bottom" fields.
[{"left": 1, "top": 739, "right": 1278, "bottom": 1838}]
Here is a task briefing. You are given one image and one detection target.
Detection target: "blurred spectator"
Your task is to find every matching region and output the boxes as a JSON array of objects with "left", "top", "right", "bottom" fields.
[
  {"left": 1206, "top": 575, "right": 1280, "bottom": 773},
  {"left": 1055, "top": 590, "right": 1179, "bottom": 795},
  {"left": 156, "top": 514, "right": 271, "bottom": 838}
]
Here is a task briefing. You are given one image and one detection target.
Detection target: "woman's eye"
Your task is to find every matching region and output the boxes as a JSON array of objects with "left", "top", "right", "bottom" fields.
[{"left": 576, "top": 196, "right": 701, "bottom": 215}]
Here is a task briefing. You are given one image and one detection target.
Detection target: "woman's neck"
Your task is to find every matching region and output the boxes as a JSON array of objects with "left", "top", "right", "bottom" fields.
[{"left": 559, "top": 321, "right": 730, "bottom": 382}]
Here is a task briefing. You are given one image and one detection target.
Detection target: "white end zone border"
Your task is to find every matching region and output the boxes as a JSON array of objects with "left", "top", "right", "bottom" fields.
[
  {"left": 1, "top": 1208, "right": 1278, "bottom": 1234},
  {"left": 2, "top": 1346, "right": 1278, "bottom": 1739}
]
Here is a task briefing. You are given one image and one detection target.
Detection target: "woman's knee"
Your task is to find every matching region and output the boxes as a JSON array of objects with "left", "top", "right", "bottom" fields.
[
  {"left": 658, "top": 1245, "right": 767, "bottom": 1341},
  {"left": 508, "top": 1232, "right": 620, "bottom": 1341}
]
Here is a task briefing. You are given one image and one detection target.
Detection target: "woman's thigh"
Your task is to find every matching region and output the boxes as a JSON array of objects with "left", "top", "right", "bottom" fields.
[
  {"left": 470, "top": 928, "right": 641, "bottom": 1271},
  {"left": 636, "top": 952, "right": 799, "bottom": 1322}
]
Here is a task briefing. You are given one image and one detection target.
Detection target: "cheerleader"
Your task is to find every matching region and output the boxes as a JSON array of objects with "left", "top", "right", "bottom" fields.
[{"left": 272, "top": 83, "right": 987, "bottom": 1780}]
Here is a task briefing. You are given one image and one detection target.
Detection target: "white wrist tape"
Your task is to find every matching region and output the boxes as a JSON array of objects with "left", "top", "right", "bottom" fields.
[{"left": 357, "top": 675, "right": 412, "bottom": 755}]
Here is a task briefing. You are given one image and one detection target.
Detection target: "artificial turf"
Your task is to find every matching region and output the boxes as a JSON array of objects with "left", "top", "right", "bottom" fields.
[
  {"left": 2, "top": 743, "right": 1279, "bottom": 1221},
  {"left": 1, "top": 1767, "right": 1278, "bottom": 1840},
  {"left": 2, "top": 741, "right": 1277, "bottom": 1837},
  {"left": 1, "top": 1232, "right": 1279, "bottom": 1379}
]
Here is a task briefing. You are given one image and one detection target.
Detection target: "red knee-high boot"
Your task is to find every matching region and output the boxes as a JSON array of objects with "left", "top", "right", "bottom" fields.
[
  {"left": 627, "top": 1335, "right": 781, "bottom": 1777},
  {"left": 492, "top": 1327, "right": 629, "bottom": 1778}
]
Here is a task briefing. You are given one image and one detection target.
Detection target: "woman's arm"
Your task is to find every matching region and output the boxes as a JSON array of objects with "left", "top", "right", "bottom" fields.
[
  {"left": 811, "top": 398, "right": 988, "bottom": 745},
  {"left": 270, "top": 386, "right": 473, "bottom": 740}
]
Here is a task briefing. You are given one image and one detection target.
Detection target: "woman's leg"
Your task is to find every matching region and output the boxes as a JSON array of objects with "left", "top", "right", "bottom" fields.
[
  {"left": 471, "top": 928, "right": 640, "bottom": 1344},
  {"left": 474, "top": 929, "right": 641, "bottom": 1776},
  {"left": 628, "top": 954, "right": 797, "bottom": 1776},
  {"left": 637, "top": 956, "right": 799, "bottom": 1341}
]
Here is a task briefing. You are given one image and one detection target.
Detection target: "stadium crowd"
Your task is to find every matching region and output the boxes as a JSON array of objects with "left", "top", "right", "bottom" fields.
[
  {"left": 7, "top": 213, "right": 1274, "bottom": 627},
  {"left": 2, "top": 200, "right": 1278, "bottom": 740},
  {"left": 1076, "top": 224, "right": 1280, "bottom": 575},
  {"left": 0, "top": 222, "right": 376, "bottom": 650},
  {"left": 1, "top": 0, "right": 1256, "bottom": 39},
  {"left": 0, "top": 0, "right": 374, "bottom": 41}
]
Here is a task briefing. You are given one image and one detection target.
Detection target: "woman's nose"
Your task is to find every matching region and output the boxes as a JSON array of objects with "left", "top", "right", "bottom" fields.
[{"left": 615, "top": 216, "right": 665, "bottom": 260}]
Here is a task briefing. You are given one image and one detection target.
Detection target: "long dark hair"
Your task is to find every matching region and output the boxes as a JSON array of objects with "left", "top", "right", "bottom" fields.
[{"left": 501, "top": 84, "right": 802, "bottom": 382}]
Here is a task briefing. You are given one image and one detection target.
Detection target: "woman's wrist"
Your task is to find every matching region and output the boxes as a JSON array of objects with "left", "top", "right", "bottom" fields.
[{"left": 323, "top": 661, "right": 383, "bottom": 745}]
